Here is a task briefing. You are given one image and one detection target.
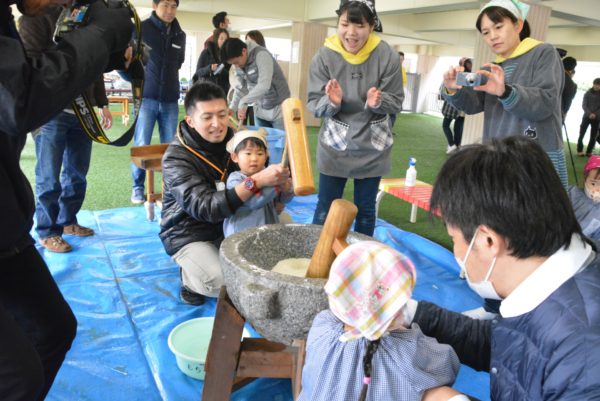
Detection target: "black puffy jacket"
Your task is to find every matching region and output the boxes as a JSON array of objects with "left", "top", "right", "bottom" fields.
[
  {"left": 159, "top": 120, "right": 243, "bottom": 256},
  {"left": 193, "top": 42, "right": 230, "bottom": 95},
  {"left": 0, "top": 1, "right": 109, "bottom": 257}
]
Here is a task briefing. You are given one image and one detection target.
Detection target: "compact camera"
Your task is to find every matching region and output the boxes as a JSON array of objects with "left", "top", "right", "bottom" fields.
[
  {"left": 54, "top": 0, "right": 150, "bottom": 65},
  {"left": 456, "top": 67, "right": 491, "bottom": 88}
]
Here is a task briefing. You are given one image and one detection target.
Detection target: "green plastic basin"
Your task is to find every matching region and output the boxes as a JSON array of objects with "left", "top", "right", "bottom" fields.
[{"left": 168, "top": 317, "right": 251, "bottom": 380}]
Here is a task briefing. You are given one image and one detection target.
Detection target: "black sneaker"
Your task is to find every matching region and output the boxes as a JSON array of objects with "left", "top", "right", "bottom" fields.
[{"left": 180, "top": 285, "right": 206, "bottom": 306}]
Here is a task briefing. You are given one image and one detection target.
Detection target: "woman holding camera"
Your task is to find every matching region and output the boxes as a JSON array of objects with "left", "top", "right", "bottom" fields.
[
  {"left": 194, "top": 28, "right": 231, "bottom": 95},
  {"left": 307, "top": 0, "right": 404, "bottom": 237},
  {"left": 442, "top": 0, "right": 565, "bottom": 188}
]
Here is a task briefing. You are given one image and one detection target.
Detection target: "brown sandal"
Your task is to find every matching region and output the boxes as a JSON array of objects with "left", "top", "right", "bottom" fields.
[{"left": 578, "top": 152, "right": 584, "bottom": 157}]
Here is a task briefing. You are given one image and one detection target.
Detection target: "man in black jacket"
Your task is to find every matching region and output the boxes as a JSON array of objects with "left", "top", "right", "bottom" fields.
[
  {"left": 0, "top": 0, "right": 132, "bottom": 398},
  {"left": 561, "top": 56, "right": 577, "bottom": 122},
  {"left": 130, "top": 0, "right": 185, "bottom": 204},
  {"left": 159, "top": 83, "right": 289, "bottom": 305},
  {"left": 404, "top": 137, "right": 600, "bottom": 400}
]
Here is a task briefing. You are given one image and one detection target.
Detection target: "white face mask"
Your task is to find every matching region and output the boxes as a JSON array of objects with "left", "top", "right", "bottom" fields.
[
  {"left": 584, "top": 183, "right": 600, "bottom": 203},
  {"left": 455, "top": 228, "right": 502, "bottom": 301},
  {"left": 227, "top": 25, "right": 233, "bottom": 32}
]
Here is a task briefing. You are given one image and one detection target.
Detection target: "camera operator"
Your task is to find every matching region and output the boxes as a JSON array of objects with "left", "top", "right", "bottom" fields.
[
  {"left": 20, "top": 5, "right": 113, "bottom": 253},
  {"left": 441, "top": 0, "right": 565, "bottom": 191},
  {"left": 0, "top": 0, "right": 133, "bottom": 398}
]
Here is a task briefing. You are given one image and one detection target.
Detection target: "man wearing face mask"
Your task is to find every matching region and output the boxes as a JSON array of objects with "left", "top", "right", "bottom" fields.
[
  {"left": 0, "top": 0, "right": 133, "bottom": 397},
  {"left": 400, "top": 136, "right": 600, "bottom": 399}
]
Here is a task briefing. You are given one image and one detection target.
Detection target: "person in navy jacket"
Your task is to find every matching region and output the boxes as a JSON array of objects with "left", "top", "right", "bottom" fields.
[
  {"left": 403, "top": 136, "right": 600, "bottom": 400},
  {"left": 130, "top": 0, "right": 186, "bottom": 203}
]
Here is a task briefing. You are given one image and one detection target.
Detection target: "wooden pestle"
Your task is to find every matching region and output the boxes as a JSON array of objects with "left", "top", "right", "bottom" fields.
[
  {"left": 306, "top": 199, "right": 358, "bottom": 279},
  {"left": 282, "top": 98, "right": 315, "bottom": 196}
]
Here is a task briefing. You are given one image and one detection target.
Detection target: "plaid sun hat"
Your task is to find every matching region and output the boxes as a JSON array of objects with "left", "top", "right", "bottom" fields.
[{"left": 325, "top": 241, "right": 417, "bottom": 342}]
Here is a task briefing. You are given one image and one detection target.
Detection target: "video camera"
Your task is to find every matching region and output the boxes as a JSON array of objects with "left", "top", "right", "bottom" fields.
[
  {"left": 456, "top": 66, "right": 491, "bottom": 88},
  {"left": 54, "top": 0, "right": 150, "bottom": 66}
]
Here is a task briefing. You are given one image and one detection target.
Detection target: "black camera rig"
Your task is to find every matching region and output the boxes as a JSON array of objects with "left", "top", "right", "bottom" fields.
[{"left": 55, "top": 0, "right": 149, "bottom": 146}]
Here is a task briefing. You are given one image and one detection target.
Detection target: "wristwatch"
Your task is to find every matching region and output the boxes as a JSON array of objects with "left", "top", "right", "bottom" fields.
[{"left": 243, "top": 177, "right": 260, "bottom": 195}]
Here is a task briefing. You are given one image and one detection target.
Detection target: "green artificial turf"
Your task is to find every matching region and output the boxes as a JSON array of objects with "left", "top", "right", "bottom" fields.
[{"left": 18, "top": 106, "right": 584, "bottom": 252}]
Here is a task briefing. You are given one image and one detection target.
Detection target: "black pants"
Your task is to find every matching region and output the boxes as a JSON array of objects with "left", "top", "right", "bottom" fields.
[
  {"left": 0, "top": 244, "right": 77, "bottom": 401},
  {"left": 577, "top": 116, "right": 600, "bottom": 154},
  {"left": 442, "top": 116, "right": 464, "bottom": 147},
  {"left": 243, "top": 105, "right": 255, "bottom": 127}
]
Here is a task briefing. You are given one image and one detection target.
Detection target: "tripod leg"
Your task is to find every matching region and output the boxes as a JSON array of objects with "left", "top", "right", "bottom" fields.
[{"left": 563, "top": 122, "right": 579, "bottom": 185}]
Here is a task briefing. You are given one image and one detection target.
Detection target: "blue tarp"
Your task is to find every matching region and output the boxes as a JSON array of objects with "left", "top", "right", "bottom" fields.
[{"left": 36, "top": 195, "right": 490, "bottom": 401}]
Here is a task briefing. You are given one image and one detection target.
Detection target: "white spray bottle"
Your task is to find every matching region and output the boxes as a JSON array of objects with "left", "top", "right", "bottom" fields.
[{"left": 406, "top": 158, "right": 417, "bottom": 187}]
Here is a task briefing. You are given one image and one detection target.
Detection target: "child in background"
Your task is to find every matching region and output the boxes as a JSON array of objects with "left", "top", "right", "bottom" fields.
[
  {"left": 568, "top": 156, "right": 600, "bottom": 240},
  {"left": 298, "top": 241, "right": 470, "bottom": 401},
  {"left": 223, "top": 129, "right": 294, "bottom": 238}
]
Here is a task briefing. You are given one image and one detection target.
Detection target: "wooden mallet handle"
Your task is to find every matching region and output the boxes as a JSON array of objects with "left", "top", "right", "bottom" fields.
[
  {"left": 282, "top": 98, "right": 315, "bottom": 196},
  {"left": 306, "top": 199, "right": 358, "bottom": 279}
]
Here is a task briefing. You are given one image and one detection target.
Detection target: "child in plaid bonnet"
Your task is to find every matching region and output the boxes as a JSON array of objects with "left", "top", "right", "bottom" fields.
[{"left": 297, "top": 241, "right": 473, "bottom": 401}]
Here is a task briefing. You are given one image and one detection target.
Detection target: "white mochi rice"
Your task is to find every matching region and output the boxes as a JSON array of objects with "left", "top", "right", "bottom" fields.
[{"left": 271, "top": 258, "right": 312, "bottom": 277}]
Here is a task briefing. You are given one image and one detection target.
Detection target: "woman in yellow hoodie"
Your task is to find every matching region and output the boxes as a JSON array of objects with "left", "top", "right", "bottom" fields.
[
  {"left": 307, "top": 0, "right": 404, "bottom": 237},
  {"left": 442, "top": 0, "right": 565, "bottom": 188},
  {"left": 441, "top": 0, "right": 566, "bottom": 320}
]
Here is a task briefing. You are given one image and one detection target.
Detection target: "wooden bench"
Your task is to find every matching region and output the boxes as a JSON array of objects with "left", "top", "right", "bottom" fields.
[
  {"left": 96, "top": 96, "right": 130, "bottom": 126},
  {"left": 130, "top": 143, "right": 169, "bottom": 220},
  {"left": 375, "top": 178, "right": 441, "bottom": 225}
]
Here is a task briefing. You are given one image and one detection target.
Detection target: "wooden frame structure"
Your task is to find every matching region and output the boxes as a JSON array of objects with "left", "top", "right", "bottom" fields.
[{"left": 201, "top": 287, "right": 306, "bottom": 401}]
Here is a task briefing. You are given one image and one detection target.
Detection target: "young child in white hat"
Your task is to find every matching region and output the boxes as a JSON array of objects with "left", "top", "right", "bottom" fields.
[{"left": 223, "top": 129, "right": 294, "bottom": 238}]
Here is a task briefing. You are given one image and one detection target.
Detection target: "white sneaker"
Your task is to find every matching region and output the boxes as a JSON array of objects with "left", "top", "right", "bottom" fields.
[
  {"left": 446, "top": 145, "right": 458, "bottom": 154},
  {"left": 462, "top": 307, "right": 499, "bottom": 320}
]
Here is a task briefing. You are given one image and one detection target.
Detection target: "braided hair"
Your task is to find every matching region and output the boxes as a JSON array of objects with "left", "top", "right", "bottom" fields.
[{"left": 357, "top": 338, "right": 381, "bottom": 401}]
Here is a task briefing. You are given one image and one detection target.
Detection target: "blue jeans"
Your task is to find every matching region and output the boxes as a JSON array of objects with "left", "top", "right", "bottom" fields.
[
  {"left": 312, "top": 173, "right": 382, "bottom": 237},
  {"left": 389, "top": 114, "right": 397, "bottom": 129},
  {"left": 254, "top": 116, "right": 285, "bottom": 131},
  {"left": 34, "top": 111, "right": 93, "bottom": 239},
  {"left": 442, "top": 116, "right": 464, "bottom": 146},
  {"left": 131, "top": 99, "right": 178, "bottom": 190}
]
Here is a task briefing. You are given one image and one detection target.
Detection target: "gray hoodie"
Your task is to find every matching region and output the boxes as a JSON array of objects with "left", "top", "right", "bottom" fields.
[{"left": 307, "top": 40, "right": 404, "bottom": 179}]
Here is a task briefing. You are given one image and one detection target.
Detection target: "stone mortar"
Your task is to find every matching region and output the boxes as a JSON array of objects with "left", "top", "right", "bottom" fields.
[{"left": 220, "top": 224, "right": 376, "bottom": 345}]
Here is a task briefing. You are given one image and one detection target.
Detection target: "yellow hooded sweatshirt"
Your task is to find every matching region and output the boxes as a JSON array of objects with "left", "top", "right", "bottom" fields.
[
  {"left": 323, "top": 33, "right": 381, "bottom": 65},
  {"left": 494, "top": 37, "right": 543, "bottom": 63}
]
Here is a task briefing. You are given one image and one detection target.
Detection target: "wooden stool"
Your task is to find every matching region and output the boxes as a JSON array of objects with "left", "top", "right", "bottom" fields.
[{"left": 130, "top": 143, "right": 169, "bottom": 220}]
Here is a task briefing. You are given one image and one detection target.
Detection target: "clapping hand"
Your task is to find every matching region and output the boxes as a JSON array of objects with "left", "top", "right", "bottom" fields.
[
  {"left": 326, "top": 79, "right": 343, "bottom": 107},
  {"left": 367, "top": 87, "right": 382, "bottom": 108}
]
